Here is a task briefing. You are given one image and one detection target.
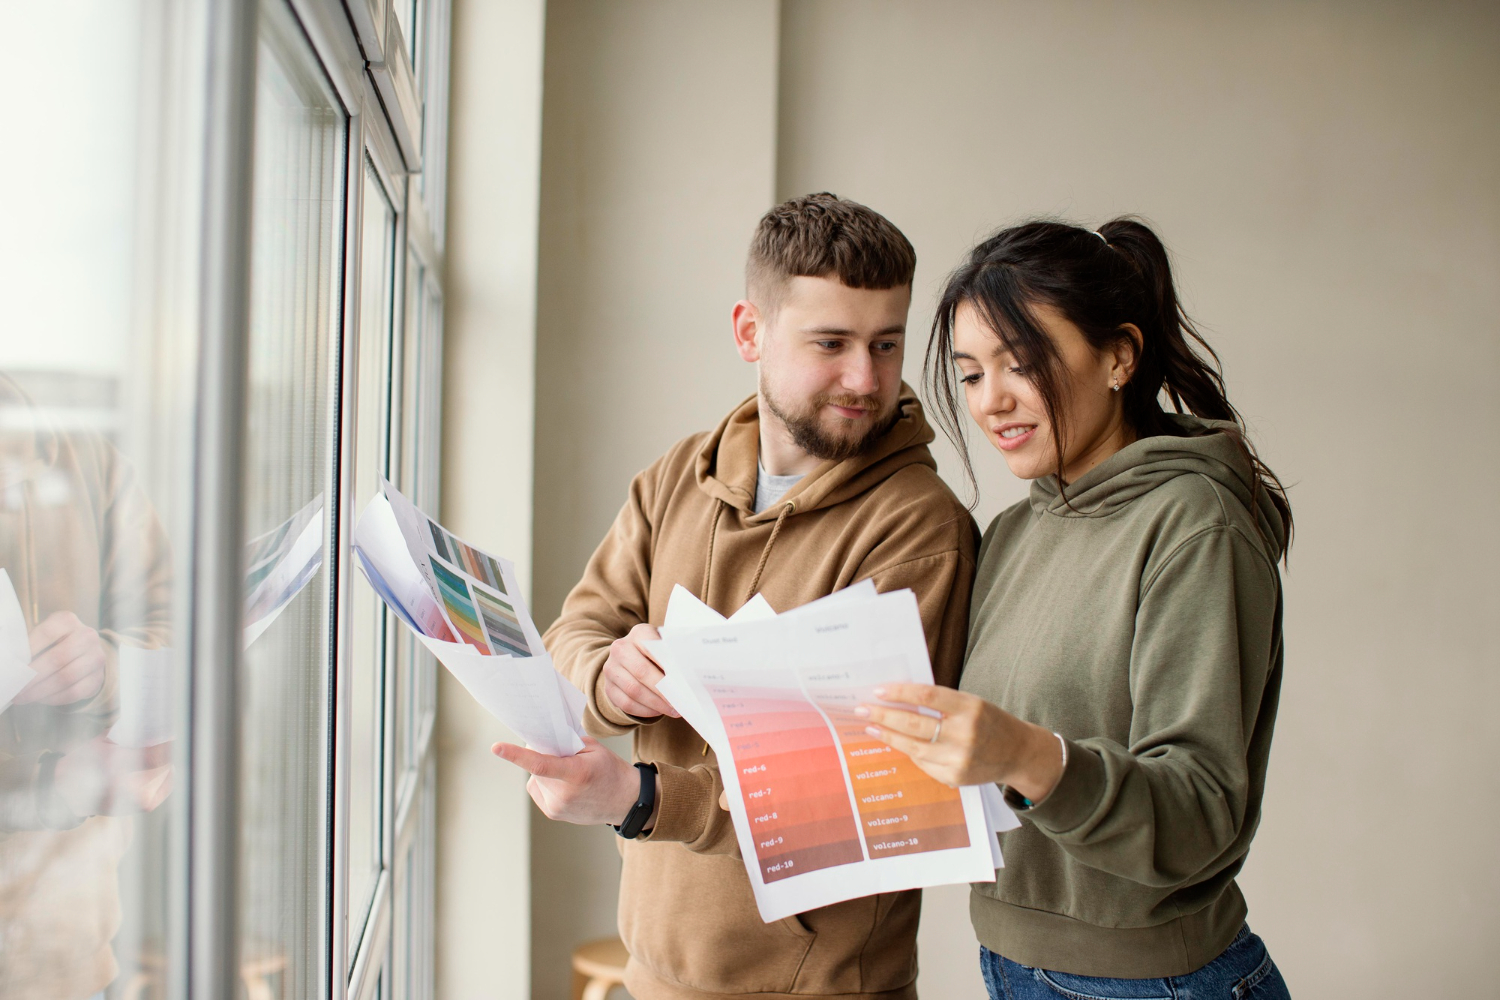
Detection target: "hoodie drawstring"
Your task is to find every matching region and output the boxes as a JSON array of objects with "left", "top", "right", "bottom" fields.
[
  {"left": 745, "top": 500, "right": 794, "bottom": 603},
  {"left": 696, "top": 497, "right": 794, "bottom": 757},
  {"left": 701, "top": 500, "right": 725, "bottom": 602}
]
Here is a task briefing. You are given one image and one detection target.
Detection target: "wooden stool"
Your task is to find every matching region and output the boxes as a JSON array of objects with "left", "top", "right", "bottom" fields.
[{"left": 571, "top": 937, "right": 629, "bottom": 1000}]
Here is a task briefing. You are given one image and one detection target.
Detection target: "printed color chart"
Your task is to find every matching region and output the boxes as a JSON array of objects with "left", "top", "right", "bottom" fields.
[
  {"left": 710, "top": 678, "right": 864, "bottom": 882},
  {"left": 430, "top": 557, "right": 490, "bottom": 654},
  {"left": 804, "top": 663, "right": 970, "bottom": 858}
]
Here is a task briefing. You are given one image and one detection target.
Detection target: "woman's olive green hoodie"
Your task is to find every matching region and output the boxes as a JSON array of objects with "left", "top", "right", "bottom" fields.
[{"left": 963, "top": 416, "right": 1288, "bottom": 978}]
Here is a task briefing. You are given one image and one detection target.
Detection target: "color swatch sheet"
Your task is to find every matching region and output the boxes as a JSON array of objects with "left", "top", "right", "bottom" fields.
[
  {"left": 243, "top": 493, "right": 325, "bottom": 648},
  {"left": 651, "top": 583, "right": 1016, "bottom": 923},
  {"left": 0, "top": 570, "right": 35, "bottom": 716},
  {"left": 353, "top": 479, "right": 585, "bottom": 756}
]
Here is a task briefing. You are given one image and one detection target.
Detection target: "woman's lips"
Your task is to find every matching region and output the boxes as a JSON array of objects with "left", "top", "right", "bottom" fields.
[{"left": 993, "top": 424, "right": 1036, "bottom": 451}]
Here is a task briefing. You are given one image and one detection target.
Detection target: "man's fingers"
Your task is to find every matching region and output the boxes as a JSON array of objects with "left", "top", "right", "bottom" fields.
[
  {"left": 28, "top": 612, "right": 81, "bottom": 657},
  {"left": 19, "top": 640, "right": 104, "bottom": 704},
  {"left": 491, "top": 742, "right": 567, "bottom": 779},
  {"left": 36, "top": 673, "right": 102, "bottom": 706},
  {"left": 617, "top": 660, "right": 679, "bottom": 717},
  {"left": 621, "top": 646, "right": 666, "bottom": 687},
  {"left": 603, "top": 677, "right": 657, "bottom": 718},
  {"left": 26, "top": 627, "right": 93, "bottom": 678},
  {"left": 607, "top": 674, "right": 678, "bottom": 719}
]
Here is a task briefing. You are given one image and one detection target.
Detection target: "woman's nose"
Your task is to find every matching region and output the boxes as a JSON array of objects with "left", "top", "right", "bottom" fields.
[{"left": 980, "top": 379, "right": 1012, "bottom": 416}]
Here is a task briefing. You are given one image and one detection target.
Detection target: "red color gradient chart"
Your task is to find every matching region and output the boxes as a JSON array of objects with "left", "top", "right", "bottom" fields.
[{"left": 710, "top": 682, "right": 864, "bottom": 882}]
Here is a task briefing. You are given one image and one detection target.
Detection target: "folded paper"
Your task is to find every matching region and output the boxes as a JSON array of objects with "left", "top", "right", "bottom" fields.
[
  {"left": 650, "top": 583, "right": 1018, "bottom": 922},
  {"left": 354, "top": 480, "right": 584, "bottom": 756}
]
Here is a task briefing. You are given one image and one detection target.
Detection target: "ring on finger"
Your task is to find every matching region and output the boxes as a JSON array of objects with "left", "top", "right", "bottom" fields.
[{"left": 929, "top": 717, "right": 943, "bottom": 744}]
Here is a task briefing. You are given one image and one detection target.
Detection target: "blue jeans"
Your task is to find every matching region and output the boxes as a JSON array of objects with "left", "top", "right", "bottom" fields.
[{"left": 980, "top": 925, "right": 1291, "bottom": 999}]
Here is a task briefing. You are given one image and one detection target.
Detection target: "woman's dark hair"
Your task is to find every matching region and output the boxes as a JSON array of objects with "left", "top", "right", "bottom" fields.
[{"left": 924, "top": 216, "right": 1292, "bottom": 551}]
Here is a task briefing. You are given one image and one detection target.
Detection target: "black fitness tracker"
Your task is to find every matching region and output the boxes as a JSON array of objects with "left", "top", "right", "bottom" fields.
[{"left": 613, "top": 761, "right": 658, "bottom": 839}]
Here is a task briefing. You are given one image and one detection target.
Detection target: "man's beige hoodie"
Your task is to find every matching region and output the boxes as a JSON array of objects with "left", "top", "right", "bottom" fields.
[
  {"left": 0, "top": 373, "right": 171, "bottom": 999},
  {"left": 546, "top": 389, "right": 978, "bottom": 1000}
]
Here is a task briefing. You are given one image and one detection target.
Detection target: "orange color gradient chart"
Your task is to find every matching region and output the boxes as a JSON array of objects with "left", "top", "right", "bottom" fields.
[
  {"left": 822, "top": 706, "right": 969, "bottom": 856},
  {"left": 804, "top": 663, "right": 970, "bottom": 858}
]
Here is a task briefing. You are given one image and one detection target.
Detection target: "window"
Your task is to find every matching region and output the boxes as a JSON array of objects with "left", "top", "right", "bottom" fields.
[
  {"left": 240, "top": 5, "right": 345, "bottom": 997},
  {"left": 2, "top": 1, "right": 451, "bottom": 997}
]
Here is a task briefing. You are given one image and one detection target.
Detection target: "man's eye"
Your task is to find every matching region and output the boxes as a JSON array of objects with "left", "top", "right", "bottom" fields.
[
  {"left": 816, "top": 340, "right": 841, "bottom": 351},
  {"left": 873, "top": 341, "right": 898, "bottom": 353}
]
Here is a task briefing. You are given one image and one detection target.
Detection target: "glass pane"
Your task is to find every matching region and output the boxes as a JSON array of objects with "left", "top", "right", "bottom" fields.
[
  {"left": 239, "top": 4, "right": 345, "bottom": 999},
  {"left": 0, "top": 4, "right": 205, "bottom": 998},
  {"left": 393, "top": 836, "right": 415, "bottom": 999},
  {"left": 393, "top": 0, "right": 417, "bottom": 60},
  {"left": 393, "top": 248, "right": 424, "bottom": 783},
  {"left": 349, "top": 158, "right": 396, "bottom": 947},
  {"left": 417, "top": 287, "right": 444, "bottom": 733}
]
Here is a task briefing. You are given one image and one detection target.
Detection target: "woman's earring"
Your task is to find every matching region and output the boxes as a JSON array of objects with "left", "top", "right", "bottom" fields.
[{"left": 1112, "top": 377, "right": 1120, "bottom": 392}]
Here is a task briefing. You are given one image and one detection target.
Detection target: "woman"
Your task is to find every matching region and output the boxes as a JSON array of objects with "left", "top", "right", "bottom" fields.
[{"left": 858, "top": 219, "right": 1293, "bottom": 998}]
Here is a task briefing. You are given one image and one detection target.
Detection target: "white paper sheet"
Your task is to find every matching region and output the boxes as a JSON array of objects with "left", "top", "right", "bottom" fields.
[
  {"left": 0, "top": 570, "right": 36, "bottom": 714},
  {"left": 108, "top": 645, "right": 175, "bottom": 747},
  {"left": 653, "top": 583, "right": 1014, "bottom": 923},
  {"left": 243, "top": 495, "right": 325, "bottom": 648},
  {"left": 354, "top": 482, "right": 584, "bottom": 756}
]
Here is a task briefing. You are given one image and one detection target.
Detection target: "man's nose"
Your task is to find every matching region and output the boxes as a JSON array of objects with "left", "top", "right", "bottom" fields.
[{"left": 842, "top": 352, "right": 879, "bottom": 396}]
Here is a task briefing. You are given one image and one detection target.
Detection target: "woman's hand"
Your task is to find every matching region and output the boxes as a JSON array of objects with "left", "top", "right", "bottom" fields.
[{"left": 857, "top": 683, "right": 1065, "bottom": 802}]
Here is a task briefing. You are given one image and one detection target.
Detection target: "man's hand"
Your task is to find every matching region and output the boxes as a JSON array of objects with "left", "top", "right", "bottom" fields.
[
  {"left": 54, "top": 737, "right": 173, "bottom": 817},
  {"left": 492, "top": 736, "right": 659, "bottom": 829},
  {"left": 17, "top": 612, "right": 108, "bottom": 706},
  {"left": 601, "top": 622, "right": 679, "bottom": 719}
]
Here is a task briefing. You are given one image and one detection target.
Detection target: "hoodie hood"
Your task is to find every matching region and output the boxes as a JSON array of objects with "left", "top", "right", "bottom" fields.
[
  {"left": 694, "top": 383, "right": 939, "bottom": 521},
  {"left": 1030, "top": 414, "right": 1288, "bottom": 560},
  {"left": 0, "top": 372, "right": 61, "bottom": 493}
]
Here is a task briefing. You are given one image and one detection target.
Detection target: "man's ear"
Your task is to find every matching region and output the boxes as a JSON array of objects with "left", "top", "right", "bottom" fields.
[{"left": 732, "top": 300, "right": 764, "bottom": 363}]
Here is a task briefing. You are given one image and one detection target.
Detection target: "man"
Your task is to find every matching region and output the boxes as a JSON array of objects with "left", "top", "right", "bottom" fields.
[
  {"left": 0, "top": 371, "right": 173, "bottom": 1000},
  {"left": 494, "top": 193, "right": 977, "bottom": 999}
]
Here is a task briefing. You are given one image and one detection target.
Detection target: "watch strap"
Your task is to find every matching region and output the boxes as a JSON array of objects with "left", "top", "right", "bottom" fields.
[{"left": 613, "top": 762, "right": 657, "bottom": 839}]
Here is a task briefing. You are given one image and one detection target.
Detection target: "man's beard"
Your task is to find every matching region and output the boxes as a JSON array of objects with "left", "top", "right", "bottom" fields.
[{"left": 761, "top": 377, "right": 901, "bottom": 463}]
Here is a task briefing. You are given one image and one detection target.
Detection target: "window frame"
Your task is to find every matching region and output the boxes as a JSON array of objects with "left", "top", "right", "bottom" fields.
[{"left": 201, "top": 2, "right": 447, "bottom": 999}]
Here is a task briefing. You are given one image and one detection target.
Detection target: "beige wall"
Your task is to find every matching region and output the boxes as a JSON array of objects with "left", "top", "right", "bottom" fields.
[
  {"left": 443, "top": 1, "right": 1500, "bottom": 997},
  {"left": 439, "top": 0, "right": 547, "bottom": 997},
  {"left": 776, "top": 3, "right": 1500, "bottom": 996},
  {"left": 529, "top": 4, "right": 780, "bottom": 998}
]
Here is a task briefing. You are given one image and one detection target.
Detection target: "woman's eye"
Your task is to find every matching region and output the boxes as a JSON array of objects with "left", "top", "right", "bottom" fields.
[
  {"left": 1007, "top": 365, "right": 1029, "bottom": 377},
  {"left": 959, "top": 372, "right": 982, "bottom": 386}
]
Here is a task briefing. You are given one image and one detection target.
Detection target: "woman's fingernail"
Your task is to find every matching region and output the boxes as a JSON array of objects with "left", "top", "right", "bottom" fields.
[
  {"left": 873, "top": 686, "right": 888, "bottom": 697},
  {"left": 854, "top": 706, "right": 870, "bottom": 718},
  {"left": 865, "top": 726, "right": 882, "bottom": 738}
]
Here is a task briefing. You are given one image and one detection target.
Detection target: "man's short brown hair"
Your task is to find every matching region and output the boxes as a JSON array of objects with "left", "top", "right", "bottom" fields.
[{"left": 746, "top": 192, "right": 916, "bottom": 309}]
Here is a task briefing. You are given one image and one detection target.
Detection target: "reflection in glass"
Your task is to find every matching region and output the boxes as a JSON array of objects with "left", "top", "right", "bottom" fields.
[
  {"left": 239, "top": 4, "right": 344, "bottom": 998},
  {"left": 349, "top": 159, "right": 396, "bottom": 949},
  {"left": 0, "top": 3, "right": 201, "bottom": 998}
]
